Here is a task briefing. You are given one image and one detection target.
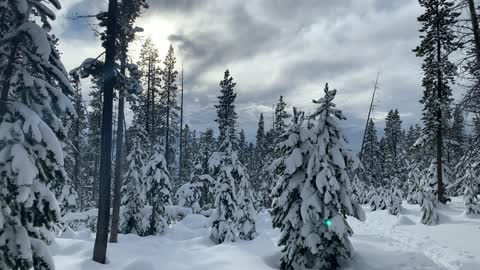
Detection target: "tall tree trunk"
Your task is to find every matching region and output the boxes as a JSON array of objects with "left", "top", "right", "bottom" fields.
[
  {"left": 179, "top": 64, "right": 184, "bottom": 179},
  {"left": 93, "top": 157, "right": 99, "bottom": 207},
  {"left": 435, "top": 2, "right": 445, "bottom": 203},
  {"left": 151, "top": 65, "right": 156, "bottom": 143},
  {"left": 468, "top": 0, "right": 480, "bottom": 68},
  {"left": 109, "top": 44, "right": 127, "bottom": 244},
  {"left": 93, "top": 0, "right": 118, "bottom": 264},
  {"left": 146, "top": 57, "right": 151, "bottom": 135},
  {"left": 165, "top": 77, "right": 171, "bottom": 166},
  {"left": 73, "top": 94, "right": 81, "bottom": 210}
]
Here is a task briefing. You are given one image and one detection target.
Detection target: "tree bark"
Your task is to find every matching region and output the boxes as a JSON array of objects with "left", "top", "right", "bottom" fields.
[
  {"left": 73, "top": 83, "right": 82, "bottom": 210},
  {"left": 179, "top": 64, "right": 184, "bottom": 178},
  {"left": 93, "top": 0, "right": 118, "bottom": 264},
  {"left": 435, "top": 2, "right": 445, "bottom": 203},
  {"left": 165, "top": 74, "right": 171, "bottom": 166},
  {"left": 146, "top": 56, "right": 151, "bottom": 135},
  {"left": 109, "top": 44, "right": 127, "bottom": 244},
  {"left": 468, "top": 0, "right": 480, "bottom": 69}
]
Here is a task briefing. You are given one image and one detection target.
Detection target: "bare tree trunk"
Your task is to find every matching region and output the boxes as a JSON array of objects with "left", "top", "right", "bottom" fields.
[
  {"left": 468, "top": 0, "right": 480, "bottom": 68},
  {"left": 93, "top": 0, "right": 118, "bottom": 264},
  {"left": 109, "top": 44, "right": 127, "bottom": 244}
]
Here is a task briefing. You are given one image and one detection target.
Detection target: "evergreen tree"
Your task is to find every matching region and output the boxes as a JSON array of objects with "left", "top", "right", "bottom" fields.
[
  {"left": 274, "top": 96, "right": 291, "bottom": 145},
  {"left": 360, "top": 119, "right": 381, "bottom": 187},
  {"left": 160, "top": 45, "right": 180, "bottom": 169},
  {"left": 449, "top": 108, "right": 465, "bottom": 165},
  {"left": 65, "top": 76, "right": 89, "bottom": 211},
  {"left": 144, "top": 144, "right": 172, "bottom": 235},
  {"left": 0, "top": 0, "right": 75, "bottom": 268},
  {"left": 420, "top": 160, "right": 441, "bottom": 225},
  {"left": 252, "top": 114, "right": 266, "bottom": 194},
  {"left": 383, "top": 109, "right": 405, "bottom": 182},
  {"left": 86, "top": 83, "right": 103, "bottom": 206},
  {"left": 215, "top": 69, "right": 237, "bottom": 142},
  {"left": 407, "top": 165, "right": 423, "bottom": 204},
  {"left": 120, "top": 125, "right": 148, "bottom": 235},
  {"left": 176, "top": 160, "right": 215, "bottom": 214},
  {"left": 413, "top": 0, "right": 459, "bottom": 203},
  {"left": 272, "top": 85, "right": 365, "bottom": 270},
  {"left": 271, "top": 107, "right": 310, "bottom": 270},
  {"left": 259, "top": 128, "right": 276, "bottom": 208},
  {"left": 350, "top": 175, "right": 367, "bottom": 205},
  {"left": 461, "top": 161, "right": 480, "bottom": 216},
  {"left": 135, "top": 37, "right": 162, "bottom": 141},
  {"left": 236, "top": 168, "right": 257, "bottom": 240},
  {"left": 448, "top": 108, "right": 466, "bottom": 191},
  {"left": 179, "top": 124, "right": 195, "bottom": 186},
  {"left": 208, "top": 135, "right": 239, "bottom": 244},
  {"left": 377, "top": 137, "right": 388, "bottom": 186},
  {"left": 238, "top": 129, "right": 248, "bottom": 164},
  {"left": 368, "top": 189, "right": 380, "bottom": 211},
  {"left": 387, "top": 177, "right": 403, "bottom": 215},
  {"left": 199, "top": 128, "right": 216, "bottom": 170}
]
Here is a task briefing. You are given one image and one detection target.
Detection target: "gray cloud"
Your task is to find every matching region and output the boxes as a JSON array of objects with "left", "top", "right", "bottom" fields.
[{"left": 58, "top": 0, "right": 430, "bottom": 150}]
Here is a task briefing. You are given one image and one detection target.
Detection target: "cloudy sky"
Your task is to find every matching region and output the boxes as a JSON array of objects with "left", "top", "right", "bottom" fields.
[{"left": 52, "top": 0, "right": 432, "bottom": 150}]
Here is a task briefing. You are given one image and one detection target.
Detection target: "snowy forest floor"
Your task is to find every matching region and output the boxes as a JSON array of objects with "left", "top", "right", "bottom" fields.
[{"left": 53, "top": 197, "right": 480, "bottom": 270}]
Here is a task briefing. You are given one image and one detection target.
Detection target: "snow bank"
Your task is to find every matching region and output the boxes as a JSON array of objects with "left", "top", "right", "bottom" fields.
[{"left": 54, "top": 198, "right": 480, "bottom": 270}]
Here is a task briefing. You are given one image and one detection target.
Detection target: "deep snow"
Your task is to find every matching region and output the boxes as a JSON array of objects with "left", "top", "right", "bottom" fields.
[{"left": 53, "top": 197, "right": 480, "bottom": 270}]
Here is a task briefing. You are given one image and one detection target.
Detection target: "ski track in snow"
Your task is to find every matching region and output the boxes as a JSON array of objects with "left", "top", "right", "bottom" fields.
[{"left": 52, "top": 198, "right": 480, "bottom": 270}]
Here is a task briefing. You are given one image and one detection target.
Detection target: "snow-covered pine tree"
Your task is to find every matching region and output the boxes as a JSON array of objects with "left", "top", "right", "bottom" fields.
[
  {"left": 199, "top": 128, "right": 216, "bottom": 169},
  {"left": 271, "top": 107, "right": 311, "bottom": 270},
  {"left": 387, "top": 177, "right": 403, "bottom": 215},
  {"left": 407, "top": 165, "right": 423, "bottom": 204},
  {"left": 351, "top": 174, "right": 367, "bottom": 205},
  {"left": 176, "top": 160, "right": 215, "bottom": 214},
  {"left": 273, "top": 96, "right": 291, "bottom": 147},
  {"left": 425, "top": 158, "right": 451, "bottom": 201},
  {"left": 252, "top": 114, "right": 266, "bottom": 201},
  {"left": 368, "top": 189, "right": 379, "bottom": 211},
  {"left": 461, "top": 162, "right": 480, "bottom": 216},
  {"left": 360, "top": 119, "right": 381, "bottom": 187},
  {"left": 259, "top": 128, "right": 276, "bottom": 208},
  {"left": 369, "top": 187, "right": 387, "bottom": 211},
  {"left": 208, "top": 134, "right": 239, "bottom": 244},
  {"left": 215, "top": 69, "right": 238, "bottom": 143},
  {"left": 120, "top": 124, "right": 148, "bottom": 235},
  {"left": 285, "top": 84, "right": 365, "bottom": 269},
  {"left": 383, "top": 109, "right": 403, "bottom": 178},
  {"left": 448, "top": 108, "right": 465, "bottom": 167},
  {"left": 0, "top": 0, "right": 76, "bottom": 268},
  {"left": 413, "top": 0, "right": 459, "bottom": 203},
  {"left": 420, "top": 190, "right": 439, "bottom": 225},
  {"left": 144, "top": 144, "right": 172, "bottom": 235},
  {"left": 236, "top": 173, "right": 257, "bottom": 240},
  {"left": 420, "top": 161, "right": 440, "bottom": 225},
  {"left": 238, "top": 129, "right": 248, "bottom": 165}
]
